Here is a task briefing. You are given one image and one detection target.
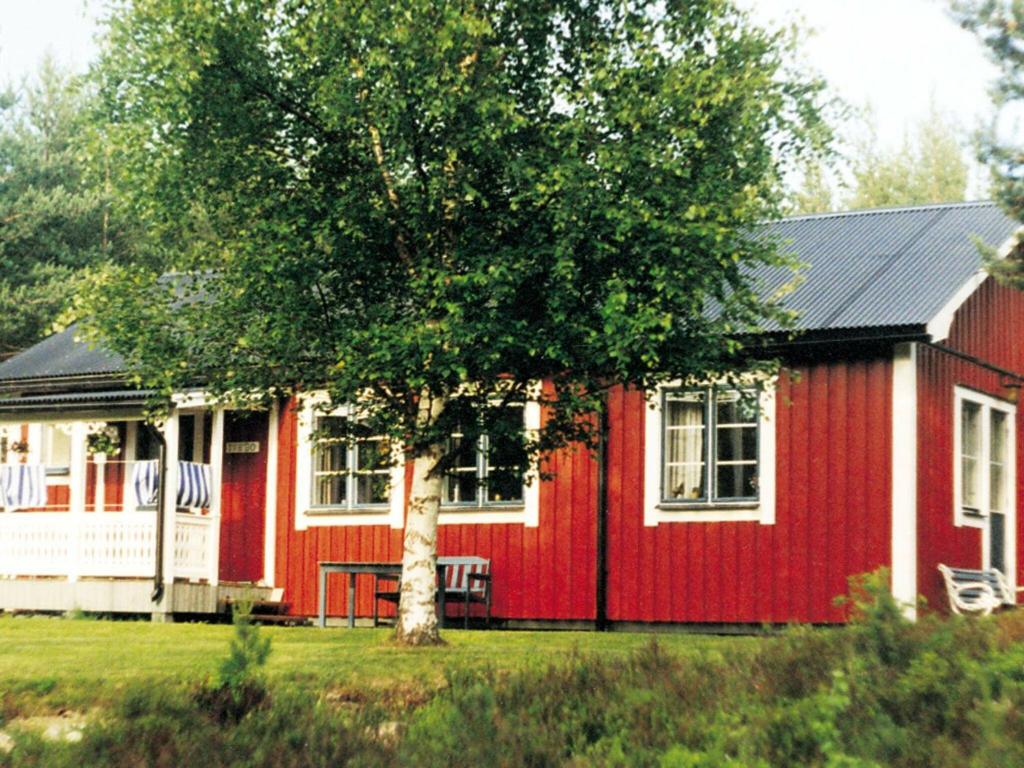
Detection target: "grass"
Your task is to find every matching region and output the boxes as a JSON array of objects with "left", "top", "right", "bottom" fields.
[{"left": 0, "top": 615, "right": 753, "bottom": 713}]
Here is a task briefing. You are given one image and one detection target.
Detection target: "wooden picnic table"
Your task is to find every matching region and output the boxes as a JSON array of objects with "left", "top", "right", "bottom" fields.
[{"left": 317, "top": 561, "right": 447, "bottom": 628}]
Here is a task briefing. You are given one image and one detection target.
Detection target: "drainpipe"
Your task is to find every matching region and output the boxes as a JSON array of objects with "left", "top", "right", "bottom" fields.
[
  {"left": 595, "top": 395, "right": 610, "bottom": 631},
  {"left": 151, "top": 430, "right": 168, "bottom": 604}
]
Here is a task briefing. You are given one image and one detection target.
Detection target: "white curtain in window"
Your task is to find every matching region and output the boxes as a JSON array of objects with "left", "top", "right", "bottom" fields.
[{"left": 665, "top": 397, "right": 705, "bottom": 500}]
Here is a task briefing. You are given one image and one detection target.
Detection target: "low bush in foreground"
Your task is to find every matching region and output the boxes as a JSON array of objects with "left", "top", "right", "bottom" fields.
[{"left": 5, "top": 571, "right": 1024, "bottom": 767}]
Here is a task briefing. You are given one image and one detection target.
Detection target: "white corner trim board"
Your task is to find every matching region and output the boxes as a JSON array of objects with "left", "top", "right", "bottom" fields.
[
  {"left": 891, "top": 342, "right": 918, "bottom": 620},
  {"left": 642, "top": 381, "right": 776, "bottom": 527}
]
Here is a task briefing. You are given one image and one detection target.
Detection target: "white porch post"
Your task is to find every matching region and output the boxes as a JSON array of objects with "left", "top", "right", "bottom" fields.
[
  {"left": 208, "top": 407, "right": 225, "bottom": 587},
  {"left": 67, "top": 422, "right": 88, "bottom": 582},
  {"left": 160, "top": 413, "right": 180, "bottom": 596},
  {"left": 93, "top": 454, "right": 106, "bottom": 514}
]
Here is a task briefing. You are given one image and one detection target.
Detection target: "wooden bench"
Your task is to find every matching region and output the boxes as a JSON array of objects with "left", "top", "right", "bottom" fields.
[
  {"left": 938, "top": 564, "right": 1022, "bottom": 616},
  {"left": 373, "top": 556, "right": 492, "bottom": 629}
]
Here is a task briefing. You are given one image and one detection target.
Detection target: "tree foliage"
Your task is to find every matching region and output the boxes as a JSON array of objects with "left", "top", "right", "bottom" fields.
[
  {"left": 81, "top": 0, "right": 829, "bottom": 642},
  {"left": 0, "top": 58, "right": 134, "bottom": 357},
  {"left": 847, "top": 103, "right": 969, "bottom": 210},
  {"left": 788, "top": 104, "right": 969, "bottom": 215},
  {"left": 953, "top": 1, "right": 1024, "bottom": 281}
]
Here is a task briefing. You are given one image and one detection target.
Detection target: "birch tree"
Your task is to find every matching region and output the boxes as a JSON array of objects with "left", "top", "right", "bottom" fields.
[{"left": 80, "top": 0, "right": 829, "bottom": 645}]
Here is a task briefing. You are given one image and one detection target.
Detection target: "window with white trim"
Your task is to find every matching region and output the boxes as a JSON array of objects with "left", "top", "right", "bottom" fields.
[
  {"left": 444, "top": 405, "right": 526, "bottom": 507},
  {"left": 311, "top": 416, "right": 391, "bottom": 510},
  {"left": 662, "top": 388, "right": 759, "bottom": 503},
  {"left": 955, "top": 388, "right": 1015, "bottom": 529},
  {"left": 644, "top": 382, "right": 775, "bottom": 526},
  {"left": 295, "top": 398, "right": 405, "bottom": 530}
]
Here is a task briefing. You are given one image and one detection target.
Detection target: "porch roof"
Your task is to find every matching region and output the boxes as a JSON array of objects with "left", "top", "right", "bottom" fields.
[
  {"left": 0, "top": 388, "right": 157, "bottom": 416},
  {"left": 0, "top": 324, "right": 125, "bottom": 383}
]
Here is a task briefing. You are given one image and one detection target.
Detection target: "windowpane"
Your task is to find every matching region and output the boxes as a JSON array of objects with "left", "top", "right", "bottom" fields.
[
  {"left": 486, "top": 407, "right": 526, "bottom": 503},
  {"left": 664, "top": 392, "right": 706, "bottom": 500},
  {"left": 356, "top": 439, "right": 387, "bottom": 472},
  {"left": 716, "top": 464, "right": 757, "bottom": 500},
  {"left": 355, "top": 473, "right": 390, "bottom": 505},
  {"left": 487, "top": 469, "right": 523, "bottom": 502},
  {"left": 450, "top": 435, "right": 478, "bottom": 471},
  {"left": 317, "top": 442, "right": 347, "bottom": 473},
  {"left": 448, "top": 471, "right": 478, "bottom": 504},
  {"left": 716, "top": 426, "right": 757, "bottom": 462},
  {"left": 716, "top": 391, "right": 758, "bottom": 426},
  {"left": 961, "top": 402, "right": 981, "bottom": 510},
  {"left": 313, "top": 416, "right": 348, "bottom": 506},
  {"left": 990, "top": 410, "right": 1008, "bottom": 514},
  {"left": 315, "top": 474, "right": 346, "bottom": 506},
  {"left": 666, "top": 464, "right": 705, "bottom": 500}
]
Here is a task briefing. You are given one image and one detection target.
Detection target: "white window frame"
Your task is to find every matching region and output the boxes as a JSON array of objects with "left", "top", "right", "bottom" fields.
[
  {"left": 439, "top": 400, "right": 541, "bottom": 527},
  {"left": 953, "top": 387, "right": 1016, "bottom": 528},
  {"left": 295, "top": 395, "right": 405, "bottom": 530},
  {"left": 953, "top": 387, "right": 1017, "bottom": 579},
  {"left": 643, "top": 380, "right": 776, "bottom": 526}
]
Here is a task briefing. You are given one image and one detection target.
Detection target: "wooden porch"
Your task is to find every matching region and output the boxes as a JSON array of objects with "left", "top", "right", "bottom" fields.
[{"left": 0, "top": 401, "right": 271, "bottom": 618}]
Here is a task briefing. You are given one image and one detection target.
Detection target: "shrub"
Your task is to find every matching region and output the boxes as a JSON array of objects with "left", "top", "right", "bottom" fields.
[{"left": 194, "top": 603, "right": 272, "bottom": 724}]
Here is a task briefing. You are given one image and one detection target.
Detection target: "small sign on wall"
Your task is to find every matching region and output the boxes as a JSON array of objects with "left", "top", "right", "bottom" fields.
[{"left": 226, "top": 441, "right": 260, "bottom": 454}]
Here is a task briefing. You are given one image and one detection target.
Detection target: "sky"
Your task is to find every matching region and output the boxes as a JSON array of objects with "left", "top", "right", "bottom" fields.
[{"left": 0, "top": 0, "right": 1004, "bottom": 163}]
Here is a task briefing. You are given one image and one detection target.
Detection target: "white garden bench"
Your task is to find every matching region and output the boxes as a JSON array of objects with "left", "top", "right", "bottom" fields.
[
  {"left": 938, "top": 564, "right": 1022, "bottom": 616},
  {"left": 373, "top": 556, "right": 492, "bottom": 629}
]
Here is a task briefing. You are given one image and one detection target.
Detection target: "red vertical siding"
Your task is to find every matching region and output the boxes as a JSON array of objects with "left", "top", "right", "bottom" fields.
[
  {"left": 275, "top": 356, "right": 893, "bottom": 624},
  {"left": 916, "top": 277, "right": 1024, "bottom": 611},
  {"left": 604, "top": 359, "right": 893, "bottom": 625}
]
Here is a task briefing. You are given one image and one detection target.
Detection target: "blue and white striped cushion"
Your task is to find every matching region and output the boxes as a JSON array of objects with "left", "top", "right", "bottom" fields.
[
  {"left": 132, "top": 460, "right": 212, "bottom": 509},
  {"left": 132, "top": 460, "right": 160, "bottom": 506},
  {"left": 0, "top": 464, "right": 47, "bottom": 511},
  {"left": 177, "top": 461, "right": 211, "bottom": 508}
]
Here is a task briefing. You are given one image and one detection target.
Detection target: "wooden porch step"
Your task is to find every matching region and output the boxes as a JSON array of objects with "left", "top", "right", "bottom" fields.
[
  {"left": 249, "top": 613, "right": 311, "bottom": 627},
  {"left": 247, "top": 599, "right": 291, "bottom": 615}
]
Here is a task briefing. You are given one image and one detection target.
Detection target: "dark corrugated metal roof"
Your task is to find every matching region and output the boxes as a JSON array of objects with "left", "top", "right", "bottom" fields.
[
  {"left": 757, "top": 201, "right": 1018, "bottom": 332},
  {"left": 0, "top": 202, "right": 1016, "bottom": 388},
  {"left": 0, "top": 389, "right": 157, "bottom": 412},
  {"left": 0, "top": 324, "right": 125, "bottom": 382}
]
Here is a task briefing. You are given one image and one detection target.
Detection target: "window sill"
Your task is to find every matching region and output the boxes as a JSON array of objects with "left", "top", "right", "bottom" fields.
[
  {"left": 441, "top": 505, "right": 525, "bottom": 514},
  {"left": 306, "top": 505, "right": 390, "bottom": 516},
  {"left": 954, "top": 510, "right": 987, "bottom": 529},
  {"left": 439, "top": 505, "right": 528, "bottom": 525},
  {"left": 658, "top": 501, "right": 759, "bottom": 511},
  {"left": 299, "top": 506, "right": 394, "bottom": 530},
  {"left": 647, "top": 503, "right": 768, "bottom": 525}
]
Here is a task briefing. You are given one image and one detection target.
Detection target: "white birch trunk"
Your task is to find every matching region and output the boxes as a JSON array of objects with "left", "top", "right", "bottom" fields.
[{"left": 395, "top": 392, "right": 446, "bottom": 645}]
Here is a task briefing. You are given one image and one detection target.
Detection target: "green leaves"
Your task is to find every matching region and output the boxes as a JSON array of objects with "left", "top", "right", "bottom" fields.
[
  {"left": 0, "top": 58, "right": 139, "bottom": 356},
  {"left": 82, "top": 0, "right": 828, "bottom": 457}
]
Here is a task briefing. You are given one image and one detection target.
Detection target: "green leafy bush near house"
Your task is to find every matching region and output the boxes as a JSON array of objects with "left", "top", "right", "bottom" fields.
[{"left": 5, "top": 571, "right": 1024, "bottom": 767}]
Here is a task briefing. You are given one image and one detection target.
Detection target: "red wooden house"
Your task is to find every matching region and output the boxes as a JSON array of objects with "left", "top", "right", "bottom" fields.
[{"left": 0, "top": 201, "right": 1020, "bottom": 626}]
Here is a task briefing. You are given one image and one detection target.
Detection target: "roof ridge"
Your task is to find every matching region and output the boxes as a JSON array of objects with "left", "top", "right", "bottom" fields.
[{"left": 780, "top": 199, "right": 995, "bottom": 224}]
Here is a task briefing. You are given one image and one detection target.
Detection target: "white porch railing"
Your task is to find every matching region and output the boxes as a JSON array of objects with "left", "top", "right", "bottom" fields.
[
  {"left": 0, "top": 511, "right": 215, "bottom": 581},
  {"left": 173, "top": 513, "right": 214, "bottom": 580}
]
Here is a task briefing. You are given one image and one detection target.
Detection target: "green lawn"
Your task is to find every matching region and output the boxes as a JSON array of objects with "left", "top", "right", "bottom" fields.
[{"left": 0, "top": 616, "right": 752, "bottom": 712}]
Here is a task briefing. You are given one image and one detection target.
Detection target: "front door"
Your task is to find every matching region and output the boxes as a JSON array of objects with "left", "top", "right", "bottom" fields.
[{"left": 219, "top": 411, "right": 268, "bottom": 583}]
